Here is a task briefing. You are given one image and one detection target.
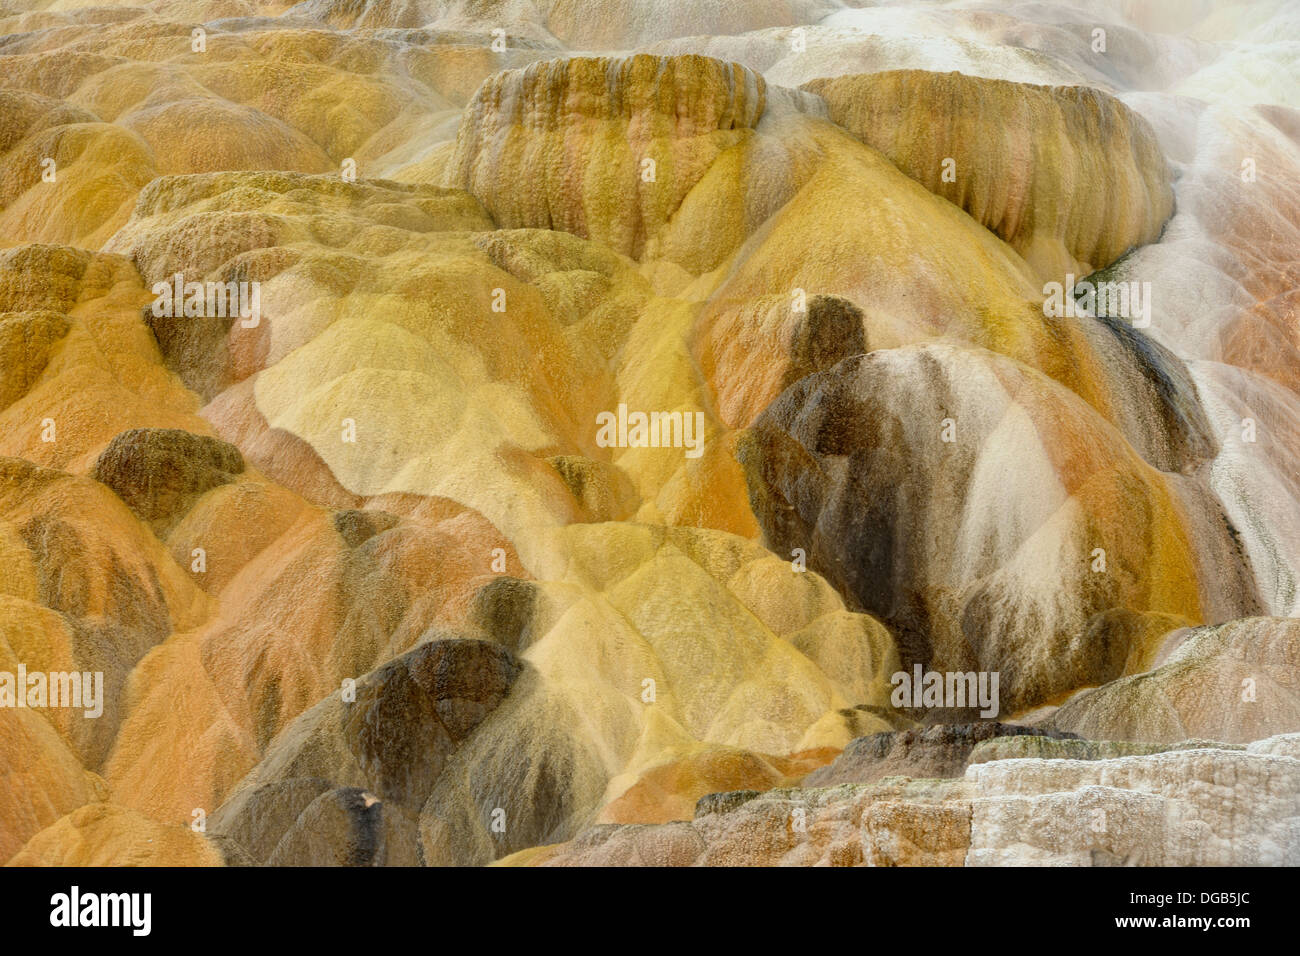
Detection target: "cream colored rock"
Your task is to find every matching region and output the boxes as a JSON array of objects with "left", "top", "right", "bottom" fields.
[
  {"left": 513, "top": 736, "right": 1300, "bottom": 866},
  {"left": 1050, "top": 618, "right": 1300, "bottom": 744}
]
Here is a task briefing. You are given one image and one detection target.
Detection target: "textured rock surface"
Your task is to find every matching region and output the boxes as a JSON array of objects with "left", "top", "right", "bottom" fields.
[
  {"left": 1, "top": 0, "right": 1298, "bottom": 868},
  {"left": 91, "top": 428, "right": 244, "bottom": 534},
  {"left": 445, "top": 53, "right": 826, "bottom": 270},
  {"left": 804, "top": 70, "right": 1174, "bottom": 277},
  {"left": 7, "top": 803, "right": 223, "bottom": 867},
  {"left": 1049, "top": 618, "right": 1300, "bottom": 744},
  {"left": 804, "top": 723, "right": 1079, "bottom": 787},
  {"left": 738, "top": 345, "right": 1260, "bottom": 714},
  {"left": 211, "top": 637, "right": 521, "bottom": 866},
  {"left": 513, "top": 735, "right": 1300, "bottom": 866},
  {"left": 415, "top": 523, "right": 904, "bottom": 865}
]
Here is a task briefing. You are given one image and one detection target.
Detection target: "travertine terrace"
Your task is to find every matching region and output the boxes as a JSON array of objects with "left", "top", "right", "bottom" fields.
[{"left": 1, "top": 0, "right": 1297, "bottom": 868}]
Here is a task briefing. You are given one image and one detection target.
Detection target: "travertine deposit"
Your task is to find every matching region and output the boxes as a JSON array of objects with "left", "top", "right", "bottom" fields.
[
  {"left": 803, "top": 70, "right": 1175, "bottom": 277},
  {"left": 512, "top": 734, "right": 1300, "bottom": 866},
  {"left": 1, "top": 0, "right": 1297, "bottom": 867}
]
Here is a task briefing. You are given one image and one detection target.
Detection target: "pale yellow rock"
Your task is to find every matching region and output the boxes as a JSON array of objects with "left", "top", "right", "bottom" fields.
[
  {"left": 418, "top": 522, "right": 901, "bottom": 864},
  {"left": 803, "top": 70, "right": 1174, "bottom": 278}
]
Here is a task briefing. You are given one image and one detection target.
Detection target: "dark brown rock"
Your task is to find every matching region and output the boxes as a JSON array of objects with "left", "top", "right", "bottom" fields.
[
  {"left": 91, "top": 427, "right": 244, "bottom": 533},
  {"left": 804, "top": 723, "right": 1078, "bottom": 787}
]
